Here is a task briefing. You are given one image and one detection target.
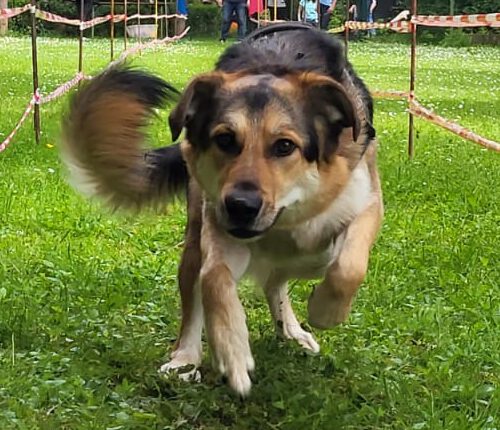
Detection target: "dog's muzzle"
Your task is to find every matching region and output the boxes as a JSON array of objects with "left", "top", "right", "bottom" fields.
[{"left": 224, "top": 186, "right": 263, "bottom": 239}]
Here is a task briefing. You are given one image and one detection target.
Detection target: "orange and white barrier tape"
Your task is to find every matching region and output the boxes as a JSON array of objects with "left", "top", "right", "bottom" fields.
[
  {"left": 0, "top": 91, "right": 39, "bottom": 154},
  {"left": 412, "top": 13, "right": 500, "bottom": 28},
  {"left": 409, "top": 99, "right": 500, "bottom": 152},
  {"left": 107, "top": 26, "right": 190, "bottom": 69},
  {"left": 0, "top": 4, "right": 31, "bottom": 19},
  {"left": 371, "top": 90, "right": 409, "bottom": 99},
  {"left": 35, "top": 9, "right": 127, "bottom": 30},
  {"left": 328, "top": 24, "right": 345, "bottom": 33},
  {"left": 127, "top": 13, "right": 187, "bottom": 21},
  {"left": 0, "top": 27, "right": 190, "bottom": 153},
  {"left": 38, "top": 72, "right": 88, "bottom": 105},
  {"left": 328, "top": 20, "right": 409, "bottom": 33},
  {"left": 35, "top": 9, "right": 80, "bottom": 26},
  {"left": 346, "top": 20, "right": 410, "bottom": 32},
  {"left": 81, "top": 14, "right": 127, "bottom": 30}
]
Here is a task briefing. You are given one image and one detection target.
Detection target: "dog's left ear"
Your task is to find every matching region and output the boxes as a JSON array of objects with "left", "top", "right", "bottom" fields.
[
  {"left": 169, "top": 73, "right": 225, "bottom": 143},
  {"left": 300, "top": 74, "right": 360, "bottom": 160}
]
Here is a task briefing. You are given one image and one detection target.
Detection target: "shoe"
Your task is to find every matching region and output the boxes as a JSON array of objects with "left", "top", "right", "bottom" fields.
[{"left": 220, "top": 39, "right": 226, "bottom": 43}]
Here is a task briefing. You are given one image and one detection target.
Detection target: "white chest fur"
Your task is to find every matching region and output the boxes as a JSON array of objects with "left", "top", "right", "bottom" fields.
[{"left": 246, "top": 161, "right": 374, "bottom": 283}]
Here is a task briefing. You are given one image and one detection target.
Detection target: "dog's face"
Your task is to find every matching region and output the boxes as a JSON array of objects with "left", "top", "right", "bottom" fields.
[{"left": 170, "top": 71, "right": 362, "bottom": 240}]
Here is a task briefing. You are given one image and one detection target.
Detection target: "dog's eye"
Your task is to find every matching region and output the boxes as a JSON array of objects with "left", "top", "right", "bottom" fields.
[
  {"left": 272, "top": 139, "right": 296, "bottom": 157},
  {"left": 213, "top": 133, "right": 240, "bottom": 156}
]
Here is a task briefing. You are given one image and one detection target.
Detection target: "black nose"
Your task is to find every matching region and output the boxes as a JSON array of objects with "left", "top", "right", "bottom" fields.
[{"left": 224, "top": 187, "right": 263, "bottom": 226}]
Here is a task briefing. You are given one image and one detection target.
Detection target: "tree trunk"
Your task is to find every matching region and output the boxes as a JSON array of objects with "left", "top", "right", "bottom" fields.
[{"left": 0, "top": 0, "right": 8, "bottom": 36}]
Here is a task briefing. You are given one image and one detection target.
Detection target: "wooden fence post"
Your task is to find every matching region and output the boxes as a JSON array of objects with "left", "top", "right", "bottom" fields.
[
  {"left": 110, "top": 0, "right": 115, "bottom": 60},
  {"left": 344, "top": 0, "right": 350, "bottom": 58},
  {"left": 124, "top": 0, "right": 128, "bottom": 49},
  {"left": 408, "top": 0, "right": 417, "bottom": 158},
  {"left": 78, "top": 0, "right": 84, "bottom": 74},
  {"left": 0, "top": 0, "right": 8, "bottom": 36},
  {"left": 30, "top": 0, "right": 41, "bottom": 145}
]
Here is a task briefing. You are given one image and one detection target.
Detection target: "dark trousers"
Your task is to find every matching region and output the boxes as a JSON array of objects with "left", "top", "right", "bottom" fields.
[
  {"left": 221, "top": 1, "right": 247, "bottom": 41},
  {"left": 269, "top": 7, "right": 287, "bottom": 21},
  {"left": 319, "top": 3, "right": 331, "bottom": 30}
]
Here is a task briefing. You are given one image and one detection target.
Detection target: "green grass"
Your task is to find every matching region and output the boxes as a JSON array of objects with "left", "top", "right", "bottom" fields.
[{"left": 0, "top": 35, "right": 499, "bottom": 429}]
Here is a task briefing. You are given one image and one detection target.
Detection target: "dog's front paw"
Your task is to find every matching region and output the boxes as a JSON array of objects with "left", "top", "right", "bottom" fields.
[
  {"left": 307, "top": 284, "right": 354, "bottom": 329},
  {"left": 277, "top": 321, "right": 320, "bottom": 353},
  {"left": 209, "top": 329, "right": 255, "bottom": 397},
  {"left": 159, "top": 347, "right": 202, "bottom": 382}
]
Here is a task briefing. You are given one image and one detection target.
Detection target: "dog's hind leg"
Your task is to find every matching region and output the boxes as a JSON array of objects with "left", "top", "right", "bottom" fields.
[
  {"left": 307, "top": 182, "right": 383, "bottom": 329},
  {"left": 264, "top": 274, "right": 319, "bottom": 353},
  {"left": 159, "top": 182, "right": 203, "bottom": 381}
]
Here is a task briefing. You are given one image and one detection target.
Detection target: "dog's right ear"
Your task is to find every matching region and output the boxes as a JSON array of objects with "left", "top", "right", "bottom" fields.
[{"left": 169, "top": 73, "right": 225, "bottom": 143}]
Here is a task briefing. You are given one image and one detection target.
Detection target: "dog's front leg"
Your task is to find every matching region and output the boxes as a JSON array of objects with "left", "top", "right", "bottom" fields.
[
  {"left": 308, "top": 195, "right": 383, "bottom": 329},
  {"left": 160, "top": 181, "right": 203, "bottom": 381},
  {"left": 264, "top": 273, "right": 319, "bottom": 353},
  {"left": 200, "top": 215, "right": 254, "bottom": 396}
]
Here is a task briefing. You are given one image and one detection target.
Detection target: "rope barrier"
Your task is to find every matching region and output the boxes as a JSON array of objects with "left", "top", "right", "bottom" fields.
[
  {"left": 328, "top": 18, "right": 410, "bottom": 33},
  {"left": 106, "top": 26, "right": 190, "bottom": 70},
  {"left": 412, "top": 13, "right": 500, "bottom": 28},
  {"left": 127, "top": 13, "right": 187, "bottom": 21},
  {"left": 0, "top": 28, "right": 190, "bottom": 153},
  {"left": 0, "top": 6, "right": 187, "bottom": 31},
  {"left": 0, "top": 4, "right": 30, "bottom": 19},
  {"left": 1, "top": 2, "right": 499, "bottom": 155},
  {"left": 371, "top": 90, "right": 409, "bottom": 99},
  {"left": 38, "top": 72, "right": 88, "bottom": 105},
  {"left": 409, "top": 99, "right": 500, "bottom": 153},
  {"left": 0, "top": 92, "right": 38, "bottom": 153}
]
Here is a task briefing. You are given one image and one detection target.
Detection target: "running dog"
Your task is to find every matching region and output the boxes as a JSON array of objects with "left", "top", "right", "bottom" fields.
[{"left": 62, "top": 23, "right": 383, "bottom": 396}]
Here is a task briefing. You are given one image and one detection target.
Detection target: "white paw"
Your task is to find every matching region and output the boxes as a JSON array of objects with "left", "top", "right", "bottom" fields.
[
  {"left": 227, "top": 366, "right": 252, "bottom": 397},
  {"left": 158, "top": 348, "right": 202, "bottom": 383},
  {"left": 209, "top": 330, "right": 254, "bottom": 397},
  {"left": 278, "top": 321, "right": 320, "bottom": 353}
]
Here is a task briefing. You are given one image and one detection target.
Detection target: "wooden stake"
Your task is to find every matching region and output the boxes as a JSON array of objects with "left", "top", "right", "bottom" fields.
[
  {"left": 164, "top": 0, "right": 168, "bottom": 37},
  {"left": 154, "top": 0, "right": 158, "bottom": 39},
  {"left": 408, "top": 0, "right": 417, "bottom": 158},
  {"left": 78, "top": 0, "right": 84, "bottom": 74},
  {"left": 124, "top": 0, "right": 128, "bottom": 49},
  {"left": 344, "top": 0, "right": 350, "bottom": 58},
  {"left": 0, "top": 0, "right": 8, "bottom": 36},
  {"left": 110, "top": 0, "right": 115, "bottom": 60},
  {"left": 30, "top": 0, "right": 40, "bottom": 145},
  {"left": 138, "top": 0, "right": 141, "bottom": 46}
]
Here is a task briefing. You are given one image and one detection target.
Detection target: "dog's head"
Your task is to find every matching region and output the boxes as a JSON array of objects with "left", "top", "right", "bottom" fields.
[{"left": 170, "top": 71, "right": 363, "bottom": 240}]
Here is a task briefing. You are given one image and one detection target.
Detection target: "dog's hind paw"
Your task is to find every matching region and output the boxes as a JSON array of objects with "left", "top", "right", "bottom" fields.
[
  {"left": 278, "top": 322, "right": 320, "bottom": 354},
  {"left": 307, "top": 285, "right": 353, "bottom": 329}
]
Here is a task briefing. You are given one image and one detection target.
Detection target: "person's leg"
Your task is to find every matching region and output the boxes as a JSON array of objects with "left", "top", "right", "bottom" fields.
[
  {"left": 368, "top": 12, "right": 375, "bottom": 37},
  {"left": 220, "top": 1, "right": 234, "bottom": 41},
  {"left": 277, "top": 7, "right": 287, "bottom": 20},
  {"left": 235, "top": 2, "right": 247, "bottom": 40},
  {"left": 320, "top": 4, "right": 332, "bottom": 30}
]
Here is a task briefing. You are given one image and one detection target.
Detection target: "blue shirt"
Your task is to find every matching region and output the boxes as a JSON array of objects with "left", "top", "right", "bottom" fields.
[
  {"left": 319, "top": 0, "right": 331, "bottom": 7},
  {"left": 299, "top": 0, "right": 318, "bottom": 22}
]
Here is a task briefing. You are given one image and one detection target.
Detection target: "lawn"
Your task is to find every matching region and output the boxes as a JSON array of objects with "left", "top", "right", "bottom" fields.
[{"left": 0, "top": 34, "right": 499, "bottom": 429}]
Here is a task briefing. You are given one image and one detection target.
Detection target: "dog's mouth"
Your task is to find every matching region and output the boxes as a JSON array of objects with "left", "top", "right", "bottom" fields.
[
  {"left": 227, "top": 228, "right": 263, "bottom": 239},
  {"left": 225, "top": 208, "right": 285, "bottom": 240}
]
